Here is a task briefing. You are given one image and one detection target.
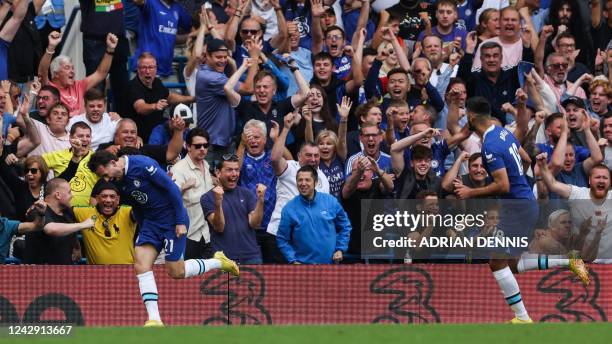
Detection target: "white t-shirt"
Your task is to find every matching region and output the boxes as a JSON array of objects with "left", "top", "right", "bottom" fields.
[
  {"left": 266, "top": 160, "right": 330, "bottom": 236},
  {"left": 568, "top": 186, "right": 612, "bottom": 261},
  {"left": 183, "top": 67, "right": 198, "bottom": 126},
  {"left": 28, "top": 120, "right": 70, "bottom": 157},
  {"left": 68, "top": 113, "right": 118, "bottom": 151},
  {"left": 251, "top": 4, "right": 278, "bottom": 41}
]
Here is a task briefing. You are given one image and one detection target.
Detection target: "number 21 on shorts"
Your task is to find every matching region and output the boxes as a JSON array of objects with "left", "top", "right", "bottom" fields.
[{"left": 164, "top": 239, "right": 174, "bottom": 254}]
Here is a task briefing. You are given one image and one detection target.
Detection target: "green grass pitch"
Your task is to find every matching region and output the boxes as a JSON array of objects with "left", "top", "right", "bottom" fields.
[{"left": 3, "top": 323, "right": 612, "bottom": 344}]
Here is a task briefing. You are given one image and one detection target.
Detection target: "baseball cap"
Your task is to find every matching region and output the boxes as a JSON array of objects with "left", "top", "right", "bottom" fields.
[
  {"left": 206, "top": 38, "right": 228, "bottom": 53},
  {"left": 561, "top": 96, "right": 586, "bottom": 110},
  {"left": 173, "top": 103, "right": 193, "bottom": 121},
  {"left": 91, "top": 179, "right": 119, "bottom": 198}
]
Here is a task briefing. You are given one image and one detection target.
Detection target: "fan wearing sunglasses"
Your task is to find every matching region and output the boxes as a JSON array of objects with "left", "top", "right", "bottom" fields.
[
  {"left": 42, "top": 178, "right": 136, "bottom": 265},
  {"left": 63, "top": 180, "right": 138, "bottom": 265},
  {"left": 224, "top": 0, "right": 288, "bottom": 68},
  {"left": 170, "top": 128, "right": 215, "bottom": 260}
]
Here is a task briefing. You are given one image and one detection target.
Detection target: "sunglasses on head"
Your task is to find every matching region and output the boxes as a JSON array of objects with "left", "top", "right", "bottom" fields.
[
  {"left": 192, "top": 143, "right": 209, "bottom": 149},
  {"left": 222, "top": 154, "right": 239, "bottom": 161}
]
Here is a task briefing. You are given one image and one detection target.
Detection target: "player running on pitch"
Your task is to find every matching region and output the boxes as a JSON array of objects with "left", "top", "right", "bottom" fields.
[
  {"left": 454, "top": 97, "right": 589, "bottom": 324},
  {"left": 88, "top": 151, "right": 239, "bottom": 327}
]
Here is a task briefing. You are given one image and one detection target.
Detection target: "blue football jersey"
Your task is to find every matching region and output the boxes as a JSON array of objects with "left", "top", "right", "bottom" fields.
[
  {"left": 133, "top": 0, "right": 191, "bottom": 76},
  {"left": 333, "top": 54, "right": 352, "bottom": 80},
  {"left": 121, "top": 155, "right": 189, "bottom": 225},
  {"left": 481, "top": 126, "right": 534, "bottom": 199}
]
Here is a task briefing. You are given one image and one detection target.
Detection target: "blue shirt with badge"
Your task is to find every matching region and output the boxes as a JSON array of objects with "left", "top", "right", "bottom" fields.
[
  {"left": 120, "top": 155, "right": 188, "bottom": 225},
  {"left": 482, "top": 125, "right": 534, "bottom": 199},
  {"left": 345, "top": 151, "right": 392, "bottom": 177},
  {"left": 404, "top": 140, "right": 452, "bottom": 177},
  {"left": 456, "top": 0, "right": 477, "bottom": 32},
  {"left": 333, "top": 54, "right": 352, "bottom": 81},
  {"left": 132, "top": 0, "right": 191, "bottom": 77},
  {"left": 320, "top": 157, "right": 345, "bottom": 198},
  {"left": 239, "top": 151, "right": 277, "bottom": 229},
  {"left": 282, "top": 0, "right": 312, "bottom": 50}
]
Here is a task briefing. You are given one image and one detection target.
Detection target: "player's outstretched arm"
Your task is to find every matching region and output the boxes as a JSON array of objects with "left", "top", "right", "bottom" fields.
[
  {"left": 465, "top": 168, "right": 510, "bottom": 198},
  {"left": 146, "top": 163, "right": 189, "bottom": 226}
]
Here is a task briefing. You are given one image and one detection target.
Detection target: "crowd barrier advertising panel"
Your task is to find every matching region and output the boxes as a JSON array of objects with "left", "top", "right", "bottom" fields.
[{"left": 0, "top": 265, "right": 610, "bottom": 326}]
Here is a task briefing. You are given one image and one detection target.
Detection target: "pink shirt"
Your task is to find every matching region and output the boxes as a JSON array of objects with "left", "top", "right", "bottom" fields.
[
  {"left": 48, "top": 79, "right": 88, "bottom": 117},
  {"left": 471, "top": 37, "right": 523, "bottom": 71},
  {"left": 543, "top": 74, "right": 587, "bottom": 111}
]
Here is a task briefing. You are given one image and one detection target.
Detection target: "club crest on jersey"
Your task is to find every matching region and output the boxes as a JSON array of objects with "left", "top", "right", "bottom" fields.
[
  {"left": 146, "top": 165, "right": 157, "bottom": 175},
  {"left": 133, "top": 179, "right": 141, "bottom": 188},
  {"left": 131, "top": 190, "right": 148, "bottom": 204}
]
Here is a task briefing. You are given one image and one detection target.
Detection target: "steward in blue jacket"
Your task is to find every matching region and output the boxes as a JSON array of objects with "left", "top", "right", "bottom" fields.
[{"left": 277, "top": 165, "right": 352, "bottom": 264}]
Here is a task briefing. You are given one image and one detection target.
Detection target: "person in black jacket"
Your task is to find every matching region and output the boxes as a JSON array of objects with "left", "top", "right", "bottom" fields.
[
  {"left": 458, "top": 33, "right": 534, "bottom": 125},
  {"left": 393, "top": 144, "right": 442, "bottom": 199}
]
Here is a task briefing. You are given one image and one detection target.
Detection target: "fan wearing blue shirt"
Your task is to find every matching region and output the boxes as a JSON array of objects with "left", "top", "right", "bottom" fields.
[
  {"left": 88, "top": 151, "right": 239, "bottom": 327},
  {"left": 456, "top": 96, "right": 589, "bottom": 325}
]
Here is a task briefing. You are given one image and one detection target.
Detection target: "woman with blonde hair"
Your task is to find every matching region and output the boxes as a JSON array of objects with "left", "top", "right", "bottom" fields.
[
  {"left": 314, "top": 97, "right": 352, "bottom": 198},
  {"left": 476, "top": 8, "right": 500, "bottom": 45}
]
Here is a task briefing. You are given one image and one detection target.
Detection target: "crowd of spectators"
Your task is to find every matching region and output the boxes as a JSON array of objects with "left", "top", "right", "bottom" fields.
[{"left": 0, "top": 0, "right": 611, "bottom": 265}]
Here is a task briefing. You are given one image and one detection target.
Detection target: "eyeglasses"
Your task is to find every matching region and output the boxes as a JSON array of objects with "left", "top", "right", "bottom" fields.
[
  {"left": 241, "top": 29, "right": 260, "bottom": 35},
  {"left": 557, "top": 43, "right": 575, "bottom": 49},
  {"left": 548, "top": 63, "right": 569, "bottom": 70},
  {"left": 138, "top": 65, "right": 157, "bottom": 70},
  {"left": 222, "top": 154, "right": 239, "bottom": 161},
  {"left": 26, "top": 168, "right": 39, "bottom": 174},
  {"left": 326, "top": 35, "right": 343, "bottom": 41},
  {"left": 192, "top": 143, "right": 210, "bottom": 149},
  {"left": 39, "top": 95, "right": 51, "bottom": 101}
]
